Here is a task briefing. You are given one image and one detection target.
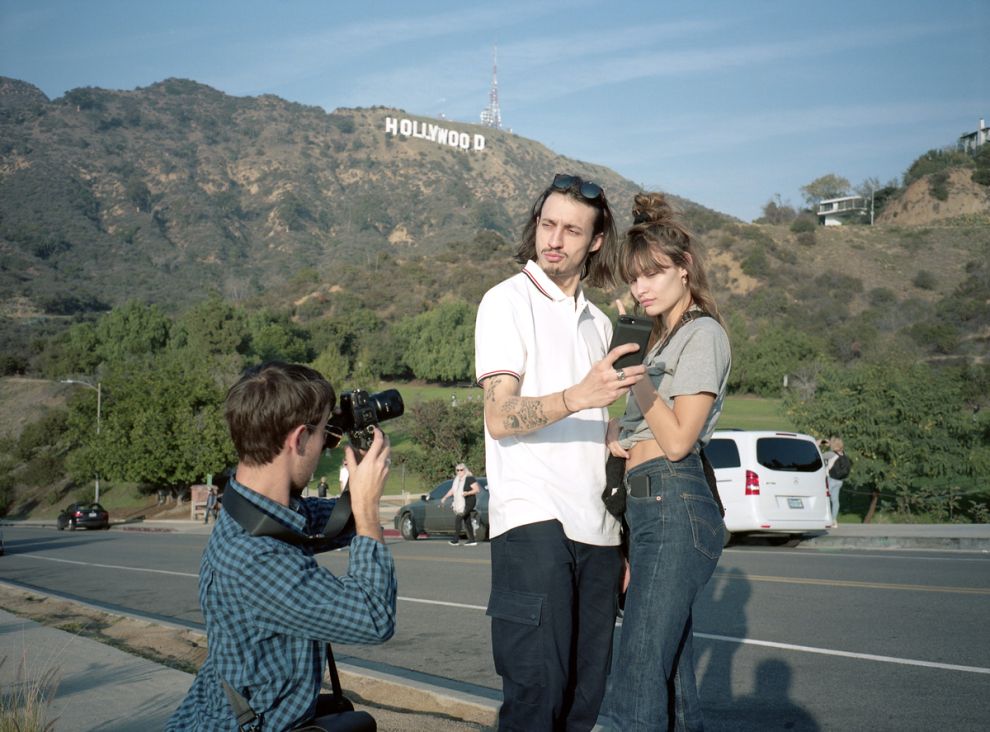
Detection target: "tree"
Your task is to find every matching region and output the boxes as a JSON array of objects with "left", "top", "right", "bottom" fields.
[
  {"left": 756, "top": 194, "right": 798, "bottom": 225},
  {"left": 786, "top": 362, "right": 990, "bottom": 522},
  {"left": 66, "top": 351, "right": 236, "bottom": 494},
  {"left": 396, "top": 300, "right": 476, "bottom": 382},
  {"left": 403, "top": 399, "right": 486, "bottom": 483},
  {"left": 95, "top": 301, "right": 171, "bottom": 364},
  {"left": 800, "top": 174, "right": 851, "bottom": 209},
  {"left": 729, "top": 325, "right": 825, "bottom": 396}
]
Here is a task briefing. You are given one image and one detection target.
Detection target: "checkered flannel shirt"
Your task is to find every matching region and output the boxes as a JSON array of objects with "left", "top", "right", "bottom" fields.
[{"left": 166, "top": 479, "right": 396, "bottom": 731}]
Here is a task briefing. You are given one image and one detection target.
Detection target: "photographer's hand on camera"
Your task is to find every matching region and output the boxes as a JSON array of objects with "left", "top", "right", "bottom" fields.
[{"left": 343, "top": 426, "right": 390, "bottom": 543}]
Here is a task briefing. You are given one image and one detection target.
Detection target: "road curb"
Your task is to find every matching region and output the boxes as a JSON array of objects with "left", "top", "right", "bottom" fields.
[
  {"left": 799, "top": 535, "right": 990, "bottom": 552},
  {"left": 339, "top": 663, "right": 499, "bottom": 727}
]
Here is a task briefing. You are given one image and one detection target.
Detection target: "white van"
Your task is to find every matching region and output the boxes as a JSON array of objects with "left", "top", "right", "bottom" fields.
[{"left": 705, "top": 430, "right": 831, "bottom": 545}]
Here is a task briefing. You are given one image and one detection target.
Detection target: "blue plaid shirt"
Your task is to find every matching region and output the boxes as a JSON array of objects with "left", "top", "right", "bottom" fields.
[{"left": 166, "top": 479, "right": 396, "bottom": 731}]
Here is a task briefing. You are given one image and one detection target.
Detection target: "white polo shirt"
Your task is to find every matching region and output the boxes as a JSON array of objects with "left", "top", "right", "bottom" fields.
[{"left": 475, "top": 260, "right": 620, "bottom": 546}]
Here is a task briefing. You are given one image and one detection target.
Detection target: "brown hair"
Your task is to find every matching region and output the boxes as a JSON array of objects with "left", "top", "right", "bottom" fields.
[
  {"left": 620, "top": 192, "right": 724, "bottom": 344},
  {"left": 225, "top": 362, "right": 335, "bottom": 466},
  {"left": 515, "top": 174, "right": 619, "bottom": 289}
]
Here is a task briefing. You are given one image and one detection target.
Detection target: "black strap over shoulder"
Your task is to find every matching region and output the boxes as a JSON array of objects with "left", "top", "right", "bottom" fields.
[
  {"left": 218, "top": 486, "right": 372, "bottom": 730},
  {"left": 221, "top": 485, "right": 354, "bottom": 552}
]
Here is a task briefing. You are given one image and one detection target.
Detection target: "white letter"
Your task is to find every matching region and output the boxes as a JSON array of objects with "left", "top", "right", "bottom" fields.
[
  {"left": 385, "top": 117, "right": 397, "bottom": 135},
  {"left": 399, "top": 119, "right": 412, "bottom": 136},
  {"left": 459, "top": 132, "right": 470, "bottom": 150},
  {"left": 437, "top": 128, "right": 449, "bottom": 145},
  {"left": 474, "top": 134, "right": 485, "bottom": 151}
]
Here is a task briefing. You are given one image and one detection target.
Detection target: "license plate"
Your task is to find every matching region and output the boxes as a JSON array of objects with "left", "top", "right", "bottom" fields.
[
  {"left": 787, "top": 498, "right": 804, "bottom": 509},
  {"left": 88, "top": 511, "right": 98, "bottom": 517}
]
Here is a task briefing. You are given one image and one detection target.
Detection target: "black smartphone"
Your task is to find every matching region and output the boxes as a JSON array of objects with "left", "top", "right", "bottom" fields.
[{"left": 608, "top": 314, "right": 653, "bottom": 370}]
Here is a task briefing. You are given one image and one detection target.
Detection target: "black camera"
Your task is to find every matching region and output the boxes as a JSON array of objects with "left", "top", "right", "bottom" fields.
[{"left": 328, "top": 388, "right": 404, "bottom": 450}]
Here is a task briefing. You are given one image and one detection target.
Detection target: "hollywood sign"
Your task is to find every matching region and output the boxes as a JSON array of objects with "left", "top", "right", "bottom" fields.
[{"left": 385, "top": 117, "right": 486, "bottom": 152}]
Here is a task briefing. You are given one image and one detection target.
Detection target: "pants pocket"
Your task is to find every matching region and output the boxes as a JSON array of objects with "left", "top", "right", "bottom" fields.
[
  {"left": 683, "top": 493, "right": 724, "bottom": 561},
  {"left": 487, "top": 589, "right": 546, "bottom": 688}
]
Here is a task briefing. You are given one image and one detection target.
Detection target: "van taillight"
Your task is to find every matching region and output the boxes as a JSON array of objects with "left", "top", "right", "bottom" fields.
[{"left": 745, "top": 470, "right": 760, "bottom": 495}]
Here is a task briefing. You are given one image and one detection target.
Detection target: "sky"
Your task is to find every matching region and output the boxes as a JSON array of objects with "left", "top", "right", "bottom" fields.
[{"left": 1, "top": 0, "right": 988, "bottom": 221}]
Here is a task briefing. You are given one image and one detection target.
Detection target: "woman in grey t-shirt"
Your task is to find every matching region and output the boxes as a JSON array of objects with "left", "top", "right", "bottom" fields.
[{"left": 598, "top": 192, "right": 731, "bottom": 731}]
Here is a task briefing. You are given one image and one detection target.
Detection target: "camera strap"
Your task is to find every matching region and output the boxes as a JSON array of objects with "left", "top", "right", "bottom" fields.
[{"left": 222, "top": 485, "right": 354, "bottom": 552}]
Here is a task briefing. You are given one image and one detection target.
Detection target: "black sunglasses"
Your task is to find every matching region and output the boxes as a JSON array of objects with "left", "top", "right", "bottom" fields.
[
  {"left": 551, "top": 173, "right": 606, "bottom": 203},
  {"left": 310, "top": 423, "right": 344, "bottom": 450}
]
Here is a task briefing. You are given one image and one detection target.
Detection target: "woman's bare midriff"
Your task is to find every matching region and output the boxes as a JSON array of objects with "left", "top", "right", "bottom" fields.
[{"left": 626, "top": 439, "right": 666, "bottom": 472}]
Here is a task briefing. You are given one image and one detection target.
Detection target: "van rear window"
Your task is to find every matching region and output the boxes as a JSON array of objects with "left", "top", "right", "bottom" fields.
[
  {"left": 705, "top": 439, "right": 741, "bottom": 469},
  {"left": 756, "top": 438, "right": 823, "bottom": 472}
]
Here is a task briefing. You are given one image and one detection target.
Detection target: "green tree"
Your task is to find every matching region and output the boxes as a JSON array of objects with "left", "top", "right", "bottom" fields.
[
  {"left": 729, "top": 325, "right": 825, "bottom": 396},
  {"left": 800, "top": 174, "right": 851, "bottom": 209},
  {"left": 245, "top": 310, "right": 311, "bottom": 362},
  {"left": 403, "top": 399, "right": 486, "bottom": 483},
  {"left": 65, "top": 352, "right": 235, "bottom": 493},
  {"left": 95, "top": 301, "right": 171, "bottom": 364},
  {"left": 396, "top": 300, "right": 476, "bottom": 382},
  {"left": 786, "top": 362, "right": 990, "bottom": 521},
  {"left": 172, "top": 295, "right": 248, "bottom": 357}
]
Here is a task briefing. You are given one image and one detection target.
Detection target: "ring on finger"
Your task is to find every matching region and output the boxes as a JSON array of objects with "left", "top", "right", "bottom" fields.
[{"left": 616, "top": 368, "right": 626, "bottom": 381}]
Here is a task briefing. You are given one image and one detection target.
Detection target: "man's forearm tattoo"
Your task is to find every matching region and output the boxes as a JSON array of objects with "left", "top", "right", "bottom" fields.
[
  {"left": 485, "top": 374, "right": 554, "bottom": 433},
  {"left": 502, "top": 398, "right": 549, "bottom": 432}
]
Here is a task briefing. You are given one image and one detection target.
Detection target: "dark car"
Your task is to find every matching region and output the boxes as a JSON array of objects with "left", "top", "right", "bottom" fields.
[
  {"left": 57, "top": 502, "right": 110, "bottom": 530},
  {"left": 393, "top": 477, "right": 489, "bottom": 541}
]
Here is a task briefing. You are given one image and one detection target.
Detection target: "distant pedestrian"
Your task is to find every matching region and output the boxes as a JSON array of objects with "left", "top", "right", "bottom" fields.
[
  {"left": 823, "top": 436, "right": 851, "bottom": 527},
  {"left": 204, "top": 485, "right": 218, "bottom": 525},
  {"left": 440, "top": 463, "right": 481, "bottom": 546},
  {"left": 317, "top": 476, "right": 328, "bottom": 498}
]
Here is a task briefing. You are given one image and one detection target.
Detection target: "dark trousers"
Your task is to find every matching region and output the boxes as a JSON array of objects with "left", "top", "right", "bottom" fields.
[
  {"left": 454, "top": 511, "right": 476, "bottom": 542},
  {"left": 488, "top": 520, "right": 623, "bottom": 731}
]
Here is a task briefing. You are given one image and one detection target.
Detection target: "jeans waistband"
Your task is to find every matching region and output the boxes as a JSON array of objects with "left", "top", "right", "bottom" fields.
[{"left": 625, "top": 452, "right": 703, "bottom": 481}]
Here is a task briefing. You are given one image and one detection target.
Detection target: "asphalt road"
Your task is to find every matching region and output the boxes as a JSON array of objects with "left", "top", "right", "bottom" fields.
[{"left": 2, "top": 525, "right": 988, "bottom": 730}]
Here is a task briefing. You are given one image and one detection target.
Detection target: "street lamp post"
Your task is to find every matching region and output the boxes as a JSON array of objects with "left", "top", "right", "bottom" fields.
[{"left": 61, "top": 379, "right": 102, "bottom": 502}]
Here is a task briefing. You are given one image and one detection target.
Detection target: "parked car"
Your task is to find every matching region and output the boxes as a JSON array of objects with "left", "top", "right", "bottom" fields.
[
  {"left": 57, "top": 502, "right": 110, "bottom": 530},
  {"left": 706, "top": 430, "right": 831, "bottom": 545},
  {"left": 394, "top": 477, "right": 489, "bottom": 541}
]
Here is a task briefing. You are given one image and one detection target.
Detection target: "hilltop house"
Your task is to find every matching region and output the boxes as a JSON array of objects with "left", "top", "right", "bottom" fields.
[
  {"left": 817, "top": 195, "right": 868, "bottom": 226},
  {"left": 958, "top": 118, "right": 988, "bottom": 154}
]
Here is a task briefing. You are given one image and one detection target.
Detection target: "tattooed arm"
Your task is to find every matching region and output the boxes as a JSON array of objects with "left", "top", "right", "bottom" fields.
[
  {"left": 481, "top": 342, "right": 648, "bottom": 440},
  {"left": 482, "top": 374, "right": 573, "bottom": 439}
]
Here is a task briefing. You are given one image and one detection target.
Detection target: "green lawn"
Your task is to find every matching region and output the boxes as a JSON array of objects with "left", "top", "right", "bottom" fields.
[{"left": 311, "top": 385, "right": 791, "bottom": 496}]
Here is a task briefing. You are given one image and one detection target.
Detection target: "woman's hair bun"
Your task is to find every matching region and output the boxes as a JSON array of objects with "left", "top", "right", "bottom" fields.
[{"left": 631, "top": 192, "right": 676, "bottom": 226}]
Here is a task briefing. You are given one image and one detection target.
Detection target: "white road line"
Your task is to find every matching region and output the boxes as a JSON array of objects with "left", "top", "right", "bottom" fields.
[
  {"left": 399, "top": 596, "right": 487, "bottom": 611},
  {"left": 20, "top": 554, "right": 198, "bottom": 578},
  {"left": 693, "top": 632, "right": 990, "bottom": 675},
  {"left": 727, "top": 548, "right": 990, "bottom": 562},
  {"left": 20, "top": 556, "right": 989, "bottom": 676}
]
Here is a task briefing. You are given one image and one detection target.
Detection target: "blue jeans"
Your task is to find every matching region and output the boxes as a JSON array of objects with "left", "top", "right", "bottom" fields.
[
  {"left": 489, "top": 520, "right": 623, "bottom": 731},
  {"left": 599, "top": 454, "right": 724, "bottom": 731}
]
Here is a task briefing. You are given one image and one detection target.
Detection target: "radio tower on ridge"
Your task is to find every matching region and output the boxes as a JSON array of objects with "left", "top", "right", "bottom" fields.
[{"left": 480, "top": 46, "right": 502, "bottom": 130}]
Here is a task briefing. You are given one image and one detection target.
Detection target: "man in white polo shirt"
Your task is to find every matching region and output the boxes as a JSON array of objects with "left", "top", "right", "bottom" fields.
[{"left": 475, "top": 174, "right": 647, "bottom": 731}]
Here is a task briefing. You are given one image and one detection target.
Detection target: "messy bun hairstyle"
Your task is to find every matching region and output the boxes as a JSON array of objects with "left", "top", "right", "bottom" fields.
[{"left": 620, "top": 192, "right": 723, "bottom": 343}]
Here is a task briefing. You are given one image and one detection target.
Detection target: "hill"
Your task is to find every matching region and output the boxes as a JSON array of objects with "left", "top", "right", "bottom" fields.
[{"left": 1, "top": 76, "right": 988, "bottom": 370}]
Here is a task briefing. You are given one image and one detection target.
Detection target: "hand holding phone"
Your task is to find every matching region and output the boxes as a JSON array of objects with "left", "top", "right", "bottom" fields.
[{"left": 608, "top": 314, "right": 653, "bottom": 370}]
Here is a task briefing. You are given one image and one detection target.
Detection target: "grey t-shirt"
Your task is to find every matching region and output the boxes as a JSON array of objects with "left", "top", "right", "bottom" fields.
[{"left": 617, "top": 316, "right": 731, "bottom": 451}]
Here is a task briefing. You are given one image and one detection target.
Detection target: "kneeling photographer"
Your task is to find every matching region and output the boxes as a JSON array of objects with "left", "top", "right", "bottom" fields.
[{"left": 168, "top": 362, "right": 400, "bottom": 731}]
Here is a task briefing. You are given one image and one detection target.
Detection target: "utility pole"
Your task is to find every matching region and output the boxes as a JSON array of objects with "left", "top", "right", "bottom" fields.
[{"left": 61, "top": 379, "right": 102, "bottom": 502}]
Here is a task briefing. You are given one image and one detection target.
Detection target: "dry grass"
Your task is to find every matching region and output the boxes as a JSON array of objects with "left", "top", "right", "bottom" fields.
[{"left": 0, "top": 652, "right": 60, "bottom": 732}]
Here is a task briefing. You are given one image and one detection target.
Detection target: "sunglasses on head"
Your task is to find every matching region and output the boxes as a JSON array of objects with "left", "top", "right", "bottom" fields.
[{"left": 551, "top": 173, "right": 605, "bottom": 203}]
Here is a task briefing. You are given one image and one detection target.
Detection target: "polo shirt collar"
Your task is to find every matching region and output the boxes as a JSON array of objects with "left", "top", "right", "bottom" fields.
[{"left": 523, "top": 260, "right": 590, "bottom": 311}]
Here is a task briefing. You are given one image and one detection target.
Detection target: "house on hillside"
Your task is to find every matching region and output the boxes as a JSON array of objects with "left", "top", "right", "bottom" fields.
[
  {"left": 817, "top": 195, "right": 868, "bottom": 226},
  {"left": 958, "top": 118, "right": 988, "bottom": 154}
]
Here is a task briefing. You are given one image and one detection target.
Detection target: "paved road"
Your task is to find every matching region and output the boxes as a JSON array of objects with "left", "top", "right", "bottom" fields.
[{"left": 2, "top": 525, "right": 988, "bottom": 730}]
